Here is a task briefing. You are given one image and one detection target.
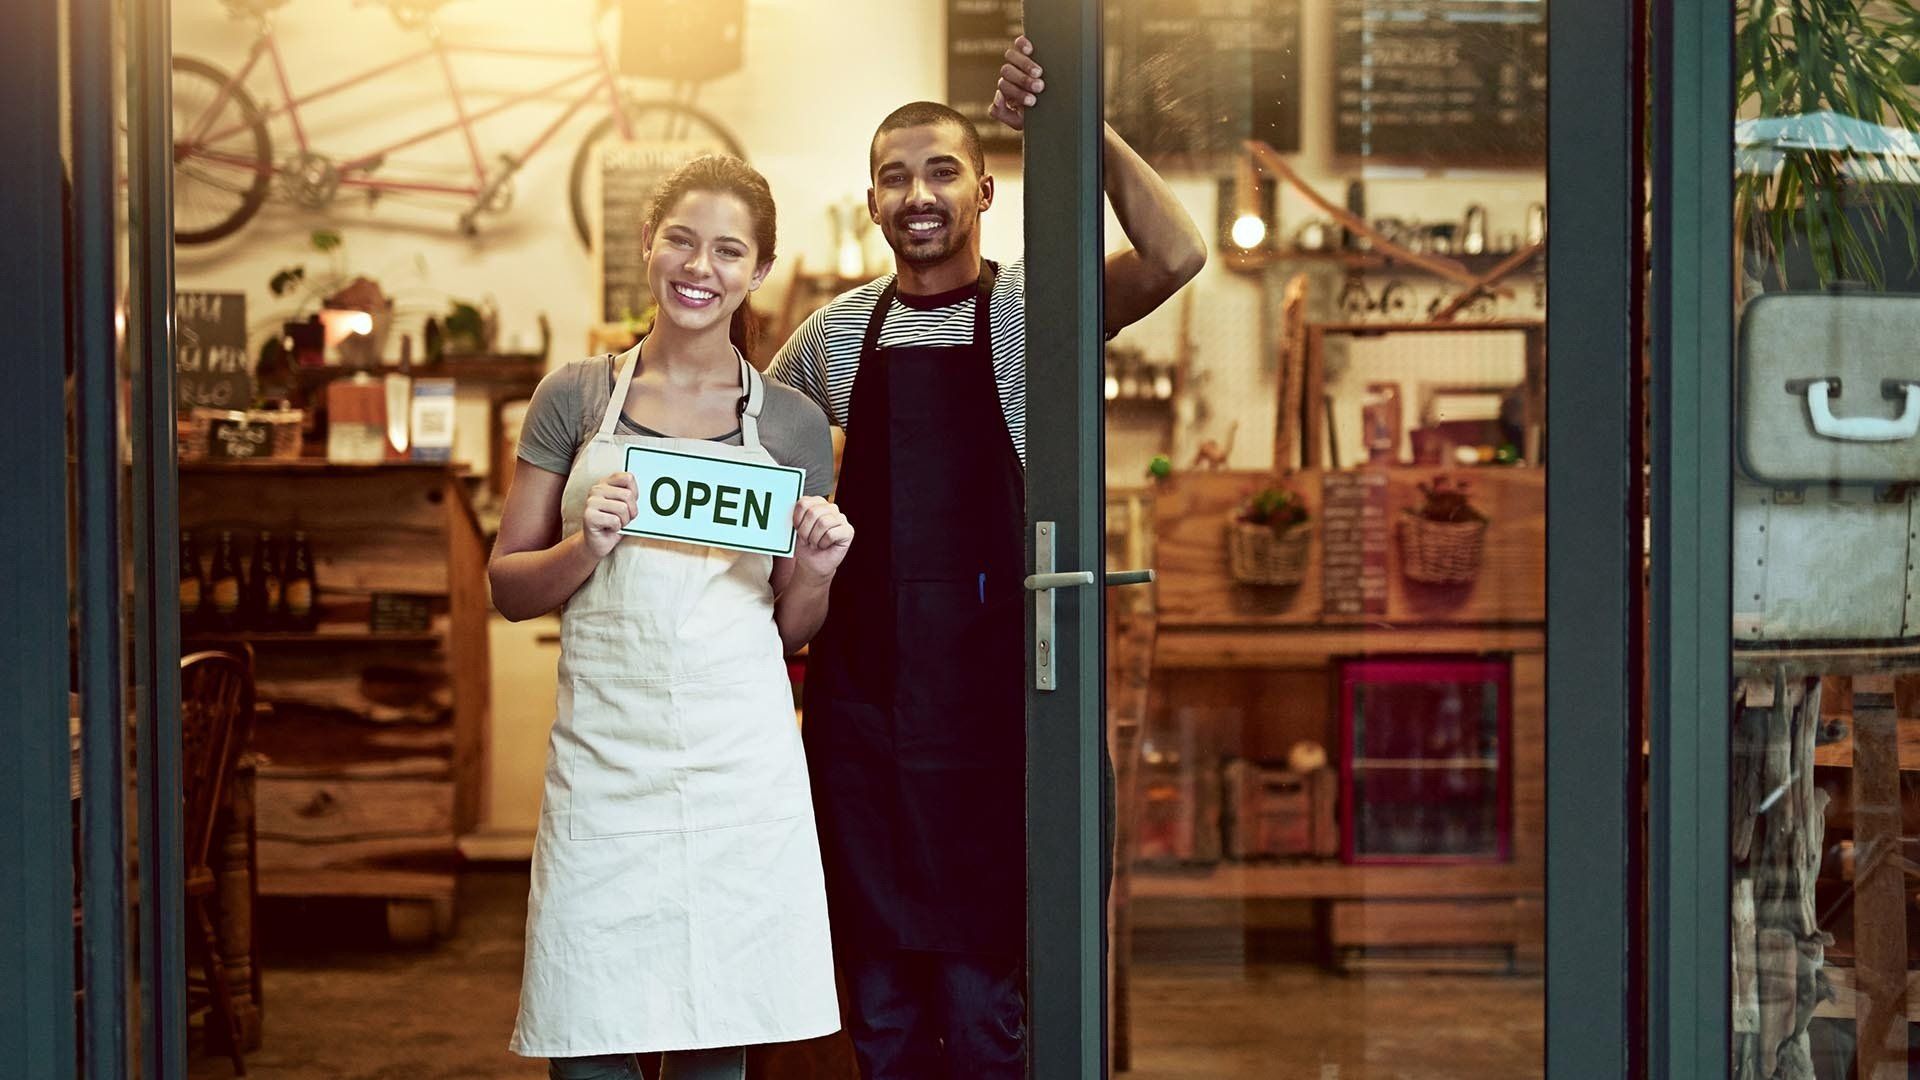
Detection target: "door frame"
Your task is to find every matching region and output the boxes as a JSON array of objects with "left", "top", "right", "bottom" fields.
[
  {"left": 1648, "top": 0, "right": 1735, "bottom": 1072},
  {"left": 0, "top": 0, "right": 81, "bottom": 1074},
  {"left": 1022, "top": 1, "right": 1109, "bottom": 1077}
]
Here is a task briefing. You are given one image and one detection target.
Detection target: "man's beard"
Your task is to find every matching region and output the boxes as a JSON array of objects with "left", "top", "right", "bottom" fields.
[{"left": 886, "top": 211, "right": 974, "bottom": 266}]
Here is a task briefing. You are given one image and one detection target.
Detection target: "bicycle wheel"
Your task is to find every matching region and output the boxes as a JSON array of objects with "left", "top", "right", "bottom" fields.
[
  {"left": 172, "top": 56, "right": 273, "bottom": 246},
  {"left": 567, "top": 99, "right": 745, "bottom": 251}
]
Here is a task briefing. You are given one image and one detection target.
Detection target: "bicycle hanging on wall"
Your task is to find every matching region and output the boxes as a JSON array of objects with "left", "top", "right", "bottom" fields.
[{"left": 171, "top": 0, "right": 743, "bottom": 247}]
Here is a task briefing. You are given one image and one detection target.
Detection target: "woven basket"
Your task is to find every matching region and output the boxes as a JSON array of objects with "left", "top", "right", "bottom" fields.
[
  {"left": 1227, "top": 520, "right": 1312, "bottom": 587},
  {"left": 1399, "top": 515, "right": 1488, "bottom": 585}
]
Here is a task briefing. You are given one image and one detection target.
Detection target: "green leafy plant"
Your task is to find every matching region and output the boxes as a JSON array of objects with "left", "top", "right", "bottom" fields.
[
  {"left": 1737, "top": 0, "right": 1920, "bottom": 287},
  {"left": 1407, "top": 476, "right": 1486, "bottom": 524},
  {"left": 1237, "top": 485, "right": 1310, "bottom": 532},
  {"left": 269, "top": 228, "right": 346, "bottom": 301}
]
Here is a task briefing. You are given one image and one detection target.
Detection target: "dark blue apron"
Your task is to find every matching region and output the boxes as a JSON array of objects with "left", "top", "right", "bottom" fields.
[{"left": 803, "top": 262, "right": 1026, "bottom": 954}]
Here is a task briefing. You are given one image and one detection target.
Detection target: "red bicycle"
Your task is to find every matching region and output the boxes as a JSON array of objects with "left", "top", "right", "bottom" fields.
[{"left": 171, "top": 0, "right": 743, "bottom": 246}]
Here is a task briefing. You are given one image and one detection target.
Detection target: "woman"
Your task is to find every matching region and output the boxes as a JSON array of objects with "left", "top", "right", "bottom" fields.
[{"left": 492, "top": 155, "right": 850, "bottom": 1080}]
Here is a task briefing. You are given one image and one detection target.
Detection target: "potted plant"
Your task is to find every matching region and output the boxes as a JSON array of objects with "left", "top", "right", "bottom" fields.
[
  {"left": 1228, "top": 484, "right": 1312, "bottom": 586},
  {"left": 264, "top": 229, "right": 393, "bottom": 367},
  {"left": 1737, "top": 0, "right": 1920, "bottom": 290},
  {"left": 1400, "top": 476, "right": 1489, "bottom": 585}
]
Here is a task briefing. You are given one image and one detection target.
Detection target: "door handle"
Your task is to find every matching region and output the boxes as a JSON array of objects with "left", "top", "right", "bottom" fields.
[
  {"left": 1027, "top": 522, "right": 1155, "bottom": 692},
  {"left": 1023, "top": 570, "right": 1157, "bottom": 590}
]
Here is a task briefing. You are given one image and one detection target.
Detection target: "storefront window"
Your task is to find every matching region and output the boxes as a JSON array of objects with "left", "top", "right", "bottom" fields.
[
  {"left": 1726, "top": 1, "right": 1920, "bottom": 1075},
  {"left": 1107, "top": 0, "right": 1547, "bottom": 1075}
]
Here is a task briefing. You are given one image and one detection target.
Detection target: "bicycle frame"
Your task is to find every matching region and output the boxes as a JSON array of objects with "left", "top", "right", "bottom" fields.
[{"left": 181, "top": 17, "right": 635, "bottom": 201}]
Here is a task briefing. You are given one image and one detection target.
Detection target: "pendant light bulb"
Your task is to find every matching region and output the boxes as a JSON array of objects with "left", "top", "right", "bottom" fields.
[{"left": 1231, "top": 213, "right": 1268, "bottom": 251}]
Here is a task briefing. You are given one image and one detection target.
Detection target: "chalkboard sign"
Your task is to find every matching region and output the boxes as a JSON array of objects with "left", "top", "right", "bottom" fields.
[
  {"left": 946, "top": 0, "right": 1024, "bottom": 156},
  {"left": 600, "top": 145, "right": 665, "bottom": 324},
  {"left": 207, "top": 417, "right": 270, "bottom": 460},
  {"left": 1106, "top": 0, "right": 1303, "bottom": 158},
  {"left": 175, "top": 291, "right": 251, "bottom": 411},
  {"left": 1321, "top": 470, "right": 1389, "bottom": 617},
  {"left": 1334, "top": 0, "right": 1546, "bottom": 163}
]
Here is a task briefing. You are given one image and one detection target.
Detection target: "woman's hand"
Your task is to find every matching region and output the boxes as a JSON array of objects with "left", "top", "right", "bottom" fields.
[
  {"left": 582, "top": 472, "right": 638, "bottom": 558},
  {"left": 791, "top": 496, "right": 854, "bottom": 581}
]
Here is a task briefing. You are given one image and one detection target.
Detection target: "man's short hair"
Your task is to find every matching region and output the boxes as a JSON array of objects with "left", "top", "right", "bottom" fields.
[{"left": 869, "top": 101, "right": 985, "bottom": 178}]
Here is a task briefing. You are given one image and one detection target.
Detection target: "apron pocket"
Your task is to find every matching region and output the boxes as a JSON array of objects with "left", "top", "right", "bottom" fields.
[
  {"left": 895, "top": 578, "right": 1025, "bottom": 711},
  {"left": 565, "top": 674, "right": 686, "bottom": 840},
  {"left": 566, "top": 668, "right": 807, "bottom": 840}
]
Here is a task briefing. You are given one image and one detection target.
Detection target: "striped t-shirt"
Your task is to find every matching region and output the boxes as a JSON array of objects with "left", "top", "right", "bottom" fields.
[{"left": 767, "top": 257, "right": 1029, "bottom": 464}]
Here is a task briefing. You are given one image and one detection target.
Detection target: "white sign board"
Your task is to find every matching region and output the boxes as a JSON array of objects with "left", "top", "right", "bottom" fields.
[{"left": 620, "top": 444, "right": 803, "bottom": 557}]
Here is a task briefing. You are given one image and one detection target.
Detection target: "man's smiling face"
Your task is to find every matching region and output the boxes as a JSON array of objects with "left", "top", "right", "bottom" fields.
[{"left": 868, "top": 121, "right": 992, "bottom": 267}]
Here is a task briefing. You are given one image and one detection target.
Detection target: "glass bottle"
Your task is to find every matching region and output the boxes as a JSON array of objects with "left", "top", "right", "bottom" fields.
[
  {"left": 179, "top": 530, "right": 207, "bottom": 633},
  {"left": 208, "top": 530, "right": 244, "bottom": 632},
  {"left": 284, "top": 531, "right": 319, "bottom": 631},
  {"left": 245, "top": 531, "right": 283, "bottom": 631}
]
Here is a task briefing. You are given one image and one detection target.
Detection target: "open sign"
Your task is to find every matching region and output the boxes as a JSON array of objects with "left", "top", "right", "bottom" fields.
[{"left": 619, "top": 444, "right": 803, "bottom": 557}]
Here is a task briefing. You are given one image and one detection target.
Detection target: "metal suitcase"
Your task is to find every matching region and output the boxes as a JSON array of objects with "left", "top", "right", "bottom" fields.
[{"left": 1733, "top": 292, "right": 1920, "bottom": 644}]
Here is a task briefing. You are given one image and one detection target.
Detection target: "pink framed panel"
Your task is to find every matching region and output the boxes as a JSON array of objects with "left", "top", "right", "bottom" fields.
[{"left": 1336, "top": 655, "right": 1513, "bottom": 865}]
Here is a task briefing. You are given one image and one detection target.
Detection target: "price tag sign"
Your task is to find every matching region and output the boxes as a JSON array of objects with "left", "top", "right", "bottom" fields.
[{"left": 620, "top": 444, "right": 803, "bottom": 557}]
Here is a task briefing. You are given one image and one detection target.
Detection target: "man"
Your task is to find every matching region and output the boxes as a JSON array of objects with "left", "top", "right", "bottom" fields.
[{"left": 769, "top": 36, "right": 1205, "bottom": 1080}]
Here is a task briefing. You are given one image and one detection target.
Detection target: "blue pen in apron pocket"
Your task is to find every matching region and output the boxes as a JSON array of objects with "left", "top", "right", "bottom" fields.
[{"left": 979, "top": 572, "right": 986, "bottom": 604}]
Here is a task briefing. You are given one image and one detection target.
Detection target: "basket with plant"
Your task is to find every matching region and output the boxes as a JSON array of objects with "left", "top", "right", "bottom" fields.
[
  {"left": 1400, "top": 476, "right": 1489, "bottom": 585},
  {"left": 1227, "top": 485, "right": 1313, "bottom": 586}
]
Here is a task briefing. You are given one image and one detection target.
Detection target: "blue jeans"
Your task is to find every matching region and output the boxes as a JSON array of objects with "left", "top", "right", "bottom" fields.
[
  {"left": 547, "top": 1048, "right": 745, "bottom": 1080},
  {"left": 842, "top": 947, "right": 1024, "bottom": 1080}
]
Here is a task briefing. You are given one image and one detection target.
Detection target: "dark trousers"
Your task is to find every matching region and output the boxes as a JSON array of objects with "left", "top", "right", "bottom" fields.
[{"left": 842, "top": 946, "right": 1024, "bottom": 1080}]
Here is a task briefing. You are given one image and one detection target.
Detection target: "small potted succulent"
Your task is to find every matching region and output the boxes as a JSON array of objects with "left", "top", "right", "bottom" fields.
[
  {"left": 1228, "top": 484, "right": 1312, "bottom": 586},
  {"left": 1400, "top": 476, "right": 1489, "bottom": 585}
]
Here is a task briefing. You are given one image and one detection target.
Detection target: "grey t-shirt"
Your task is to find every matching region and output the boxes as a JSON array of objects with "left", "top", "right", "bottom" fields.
[{"left": 516, "top": 354, "right": 835, "bottom": 497}]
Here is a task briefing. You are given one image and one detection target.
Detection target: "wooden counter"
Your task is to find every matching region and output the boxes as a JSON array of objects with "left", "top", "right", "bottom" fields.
[
  {"left": 1135, "top": 467, "right": 1546, "bottom": 972},
  {"left": 181, "top": 461, "right": 491, "bottom": 941}
]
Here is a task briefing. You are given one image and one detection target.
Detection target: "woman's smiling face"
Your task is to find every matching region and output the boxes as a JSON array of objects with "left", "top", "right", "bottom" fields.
[{"left": 643, "top": 189, "right": 770, "bottom": 337}]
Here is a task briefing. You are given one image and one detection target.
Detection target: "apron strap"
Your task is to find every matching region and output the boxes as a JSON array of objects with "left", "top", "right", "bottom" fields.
[
  {"left": 971, "top": 260, "right": 995, "bottom": 348},
  {"left": 598, "top": 344, "right": 642, "bottom": 439},
  {"left": 737, "top": 351, "right": 765, "bottom": 449}
]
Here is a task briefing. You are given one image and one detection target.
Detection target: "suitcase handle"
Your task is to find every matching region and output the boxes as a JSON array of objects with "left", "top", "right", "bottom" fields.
[{"left": 1801, "top": 378, "right": 1920, "bottom": 442}]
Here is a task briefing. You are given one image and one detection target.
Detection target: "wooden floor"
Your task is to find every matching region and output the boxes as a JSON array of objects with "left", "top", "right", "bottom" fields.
[
  {"left": 1126, "top": 964, "right": 1541, "bottom": 1079},
  {"left": 187, "top": 868, "right": 1544, "bottom": 1079}
]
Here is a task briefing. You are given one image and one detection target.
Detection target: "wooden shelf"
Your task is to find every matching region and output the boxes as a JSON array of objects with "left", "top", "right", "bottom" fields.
[
  {"left": 1129, "top": 860, "right": 1539, "bottom": 901},
  {"left": 181, "top": 459, "right": 469, "bottom": 475},
  {"left": 273, "top": 356, "right": 544, "bottom": 387},
  {"left": 1353, "top": 758, "right": 1499, "bottom": 771},
  {"left": 1225, "top": 248, "right": 1544, "bottom": 276},
  {"left": 196, "top": 629, "right": 441, "bottom": 646}
]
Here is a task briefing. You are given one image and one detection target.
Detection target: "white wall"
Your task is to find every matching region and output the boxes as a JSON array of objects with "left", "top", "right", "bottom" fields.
[{"left": 174, "top": 0, "right": 1547, "bottom": 481}]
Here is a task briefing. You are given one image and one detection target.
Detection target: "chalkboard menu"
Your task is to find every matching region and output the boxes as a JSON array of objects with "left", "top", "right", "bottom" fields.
[
  {"left": 1334, "top": 0, "right": 1546, "bottom": 162},
  {"left": 1321, "top": 470, "right": 1390, "bottom": 617},
  {"left": 600, "top": 145, "right": 664, "bottom": 324},
  {"left": 946, "top": 0, "right": 1024, "bottom": 156},
  {"left": 1107, "top": 0, "right": 1302, "bottom": 158},
  {"left": 175, "top": 291, "right": 251, "bottom": 411}
]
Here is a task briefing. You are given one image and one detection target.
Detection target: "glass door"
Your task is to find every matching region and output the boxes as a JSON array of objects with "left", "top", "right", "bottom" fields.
[{"left": 1022, "top": 1, "right": 1643, "bottom": 1078}]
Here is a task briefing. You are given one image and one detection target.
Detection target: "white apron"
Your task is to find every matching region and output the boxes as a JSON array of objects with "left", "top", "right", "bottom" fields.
[{"left": 511, "top": 346, "right": 839, "bottom": 1057}]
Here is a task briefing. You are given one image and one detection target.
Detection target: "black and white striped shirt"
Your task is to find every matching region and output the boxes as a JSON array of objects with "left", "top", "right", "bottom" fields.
[{"left": 767, "top": 257, "right": 1029, "bottom": 464}]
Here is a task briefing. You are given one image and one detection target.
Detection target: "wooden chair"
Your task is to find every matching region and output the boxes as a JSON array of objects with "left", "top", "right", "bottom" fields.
[{"left": 181, "top": 650, "right": 255, "bottom": 1076}]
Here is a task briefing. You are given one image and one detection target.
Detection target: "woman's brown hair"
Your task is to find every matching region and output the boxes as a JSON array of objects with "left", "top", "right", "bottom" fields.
[{"left": 642, "top": 154, "right": 777, "bottom": 358}]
